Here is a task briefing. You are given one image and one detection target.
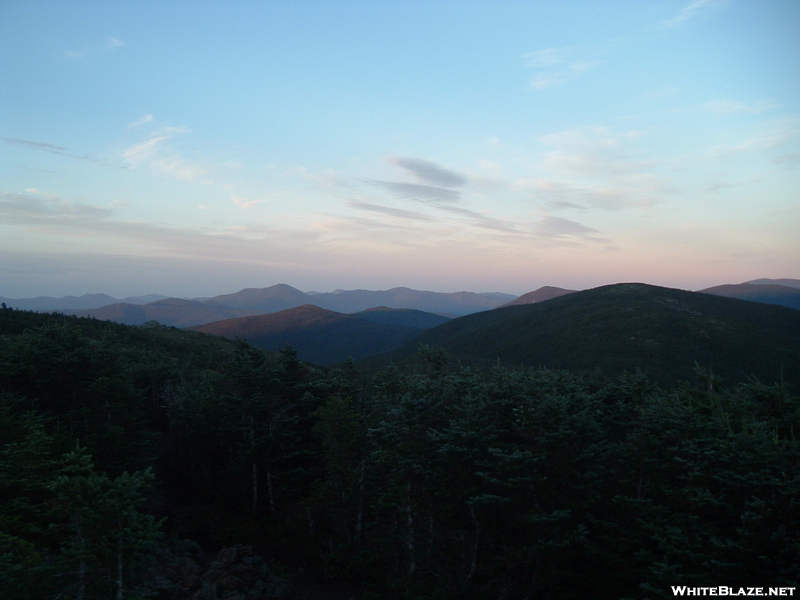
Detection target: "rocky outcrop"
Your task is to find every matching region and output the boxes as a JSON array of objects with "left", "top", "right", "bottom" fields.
[{"left": 141, "top": 541, "right": 292, "bottom": 600}]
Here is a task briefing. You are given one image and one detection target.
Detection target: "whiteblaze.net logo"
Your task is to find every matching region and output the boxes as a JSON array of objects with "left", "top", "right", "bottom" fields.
[{"left": 672, "top": 588, "right": 796, "bottom": 597}]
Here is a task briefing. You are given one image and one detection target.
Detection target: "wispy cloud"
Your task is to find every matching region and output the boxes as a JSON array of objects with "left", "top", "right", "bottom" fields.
[
  {"left": 371, "top": 181, "right": 461, "bottom": 203},
  {"left": 772, "top": 152, "right": 800, "bottom": 168},
  {"left": 2, "top": 137, "right": 93, "bottom": 161},
  {"left": 710, "top": 129, "right": 799, "bottom": 159},
  {"left": 0, "top": 190, "right": 322, "bottom": 260},
  {"left": 533, "top": 216, "right": 609, "bottom": 244},
  {"left": 491, "top": 127, "right": 669, "bottom": 211},
  {"left": 120, "top": 127, "right": 210, "bottom": 182},
  {"left": 0, "top": 191, "right": 113, "bottom": 224},
  {"left": 309, "top": 213, "right": 440, "bottom": 247},
  {"left": 106, "top": 37, "right": 126, "bottom": 49},
  {"left": 122, "top": 136, "right": 170, "bottom": 164},
  {"left": 662, "top": 0, "right": 727, "bottom": 29},
  {"left": 514, "top": 177, "right": 653, "bottom": 211},
  {"left": 704, "top": 179, "right": 760, "bottom": 193},
  {"left": 128, "top": 114, "right": 154, "bottom": 128},
  {"left": 293, "top": 166, "right": 349, "bottom": 188},
  {"left": 370, "top": 156, "right": 468, "bottom": 204},
  {"left": 151, "top": 157, "right": 209, "bottom": 182},
  {"left": 4, "top": 138, "right": 70, "bottom": 154},
  {"left": 433, "top": 205, "right": 520, "bottom": 234},
  {"left": 64, "top": 49, "right": 88, "bottom": 59},
  {"left": 385, "top": 156, "right": 466, "bottom": 187},
  {"left": 704, "top": 100, "right": 777, "bottom": 116},
  {"left": 548, "top": 200, "right": 586, "bottom": 210},
  {"left": 231, "top": 195, "right": 268, "bottom": 209},
  {"left": 23, "top": 188, "right": 59, "bottom": 201},
  {"left": 538, "top": 127, "right": 648, "bottom": 174},
  {"left": 522, "top": 47, "right": 600, "bottom": 90},
  {"left": 347, "top": 199, "right": 435, "bottom": 221},
  {"left": 65, "top": 36, "right": 127, "bottom": 59}
]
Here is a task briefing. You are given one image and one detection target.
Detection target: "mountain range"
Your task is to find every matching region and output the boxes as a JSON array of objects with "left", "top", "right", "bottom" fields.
[
  {"left": 174, "top": 281, "right": 800, "bottom": 384},
  {"left": 0, "top": 284, "right": 515, "bottom": 327},
  {"left": 1, "top": 279, "right": 798, "bottom": 332},
  {"left": 0, "top": 292, "right": 168, "bottom": 311},
  {"left": 2, "top": 279, "right": 798, "bottom": 389}
]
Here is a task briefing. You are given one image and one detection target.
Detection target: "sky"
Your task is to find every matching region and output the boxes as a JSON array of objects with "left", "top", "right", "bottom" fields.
[{"left": 1, "top": 0, "right": 799, "bottom": 298}]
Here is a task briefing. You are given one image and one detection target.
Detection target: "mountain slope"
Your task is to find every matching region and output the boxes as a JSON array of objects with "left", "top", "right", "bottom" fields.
[
  {"left": 382, "top": 283, "right": 800, "bottom": 387},
  {"left": 353, "top": 306, "right": 451, "bottom": 329},
  {"left": 746, "top": 278, "right": 800, "bottom": 289},
  {"left": 204, "top": 284, "right": 312, "bottom": 311},
  {"left": 497, "top": 286, "right": 577, "bottom": 308},
  {"left": 700, "top": 283, "right": 800, "bottom": 310},
  {"left": 189, "top": 305, "right": 431, "bottom": 365}
]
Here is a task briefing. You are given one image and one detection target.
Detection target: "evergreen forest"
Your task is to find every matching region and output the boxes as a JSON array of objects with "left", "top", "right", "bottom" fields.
[{"left": 1, "top": 306, "right": 799, "bottom": 599}]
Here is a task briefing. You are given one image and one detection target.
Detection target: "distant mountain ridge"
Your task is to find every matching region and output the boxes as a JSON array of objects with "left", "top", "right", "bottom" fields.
[
  {"left": 203, "top": 284, "right": 311, "bottom": 311},
  {"left": 40, "top": 284, "right": 514, "bottom": 326},
  {"left": 700, "top": 282, "right": 800, "bottom": 310},
  {"left": 190, "top": 304, "right": 448, "bottom": 365},
  {"left": 0, "top": 293, "right": 168, "bottom": 311},
  {"left": 72, "top": 298, "right": 251, "bottom": 328},
  {"left": 3, "top": 278, "right": 798, "bottom": 325},
  {"left": 497, "top": 286, "right": 577, "bottom": 308},
  {"left": 745, "top": 278, "right": 800, "bottom": 289}
]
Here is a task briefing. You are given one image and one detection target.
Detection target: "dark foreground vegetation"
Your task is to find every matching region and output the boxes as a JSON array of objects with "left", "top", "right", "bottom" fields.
[{"left": 1, "top": 307, "right": 799, "bottom": 599}]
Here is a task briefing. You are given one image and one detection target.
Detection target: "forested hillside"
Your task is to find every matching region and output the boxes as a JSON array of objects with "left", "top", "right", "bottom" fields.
[
  {"left": 391, "top": 283, "right": 800, "bottom": 388},
  {"left": 1, "top": 307, "right": 799, "bottom": 599},
  {"left": 190, "top": 305, "right": 449, "bottom": 364}
]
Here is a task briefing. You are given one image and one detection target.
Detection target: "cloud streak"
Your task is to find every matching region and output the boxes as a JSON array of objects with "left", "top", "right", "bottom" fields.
[
  {"left": 386, "top": 157, "right": 466, "bottom": 187},
  {"left": 523, "top": 47, "right": 599, "bottom": 90},
  {"left": 106, "top": 37, "right": 126, "bottom": 49},
  {"left": 0, "top": 190, "right": 321, "bottom": 260},
  {"left": 704, "top": 100, "right": 777, "bottom": 116},
  {"left": 2, "top": 137, "right": 93, "bottom": 161},
  {"left": 347, "top": 199, "right": 435, "bottom": 221},
  {"left": 703, "top": 179, "right": 760, "bottom": 193},
  {"left": 710, "top": 129, "right": 799, "bottom": 159},
  {"left": 0, "top": 191, "right": 113, "bottom": 225},
  {"left": 65, "top": 36, "right": 127, "bottom": 59},
  {"left": 662, "top": 0, "right": 726, "bottom": 28},
  {"left": 120, "top": 127, "right": 210, "bottom": 182},
  {"left": 128, "top": 114, "right": 154, "bottom": 128},
  {"left": 533, "top": 216, "right": 609, "bottom": 244},
  {"left": 231, "top": 195, "right": 268, "bottom": 209},
  {"left": 433, "top": 205, "right": 520, "bottom": 234},
  {"left": 370, "top": 156, "right": 468, "bottom": 205},
  {"left": 371, "top": 181, "right": 461, "bottom": 203},
  {"left": 514, "top": 177, "right": 656, "bottom": 211},
  {"left": 525, "top": 127, "right": 665, "bottom": 209}
]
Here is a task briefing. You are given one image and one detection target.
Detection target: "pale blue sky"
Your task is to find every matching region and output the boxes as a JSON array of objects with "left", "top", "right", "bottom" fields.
[{"left": 1, "top": 0, "right": 798, "bottom": 297}]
